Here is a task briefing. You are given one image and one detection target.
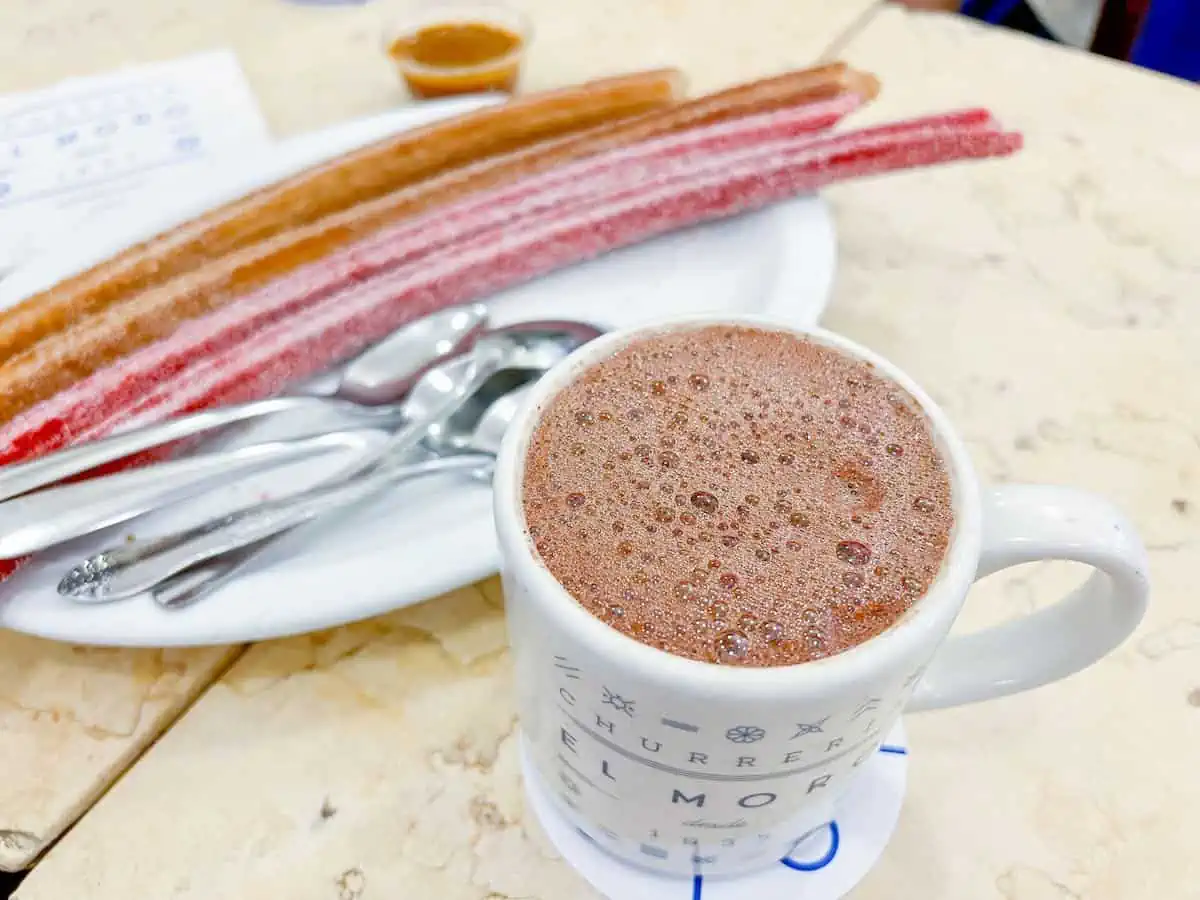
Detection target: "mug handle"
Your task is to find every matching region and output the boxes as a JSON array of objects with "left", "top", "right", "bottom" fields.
[{"left": 908, "top": 484, "right": 1150, "bottom": 712}]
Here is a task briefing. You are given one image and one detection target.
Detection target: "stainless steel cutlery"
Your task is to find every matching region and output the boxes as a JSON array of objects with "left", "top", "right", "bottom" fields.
[
  {"left": 58, "top": 321, "right": 599, "bottom": 604},
  {"left": 0, "top": 304, "right": 602, "bottom": 609}
]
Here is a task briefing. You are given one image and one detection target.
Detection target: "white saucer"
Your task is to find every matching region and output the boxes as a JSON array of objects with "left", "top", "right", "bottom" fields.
[
  {"left": 523, "top": 725, "right": 908, "bottom": 900},
  {"left": 0, "top": 98, "right": 837, "bottom": 647}
]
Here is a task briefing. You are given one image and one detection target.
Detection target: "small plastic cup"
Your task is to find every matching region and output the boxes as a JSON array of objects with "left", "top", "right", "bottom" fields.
[{"left": 384, "top": 1, "right": 532, "bottom": 99}]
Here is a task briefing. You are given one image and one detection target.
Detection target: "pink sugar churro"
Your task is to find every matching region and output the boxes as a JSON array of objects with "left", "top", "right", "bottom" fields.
[
  {"left": 93, "top": 116, "right": 1021, "bottom": 440},
  {"left": 10, "top": 111, "right": 1019, "bottom": 466},
  {"left": 0, "top": 95, "right": 865, "bottom": 465}
]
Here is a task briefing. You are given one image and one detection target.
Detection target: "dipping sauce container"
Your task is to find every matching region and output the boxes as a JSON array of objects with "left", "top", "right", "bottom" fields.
[{"left": 386, "top": 2, "right": 530, "bottom": 99}]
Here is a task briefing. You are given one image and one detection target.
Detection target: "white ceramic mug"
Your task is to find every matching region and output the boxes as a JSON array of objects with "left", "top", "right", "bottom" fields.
[{"left": 492, "top": 315, "right": 1149, "bottom": 878}]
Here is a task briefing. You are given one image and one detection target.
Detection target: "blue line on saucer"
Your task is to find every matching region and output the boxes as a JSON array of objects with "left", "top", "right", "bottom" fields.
[
  {"left": 692, "top": 874, "right": 704, "bottom": 899},
  {"left": 878, "top": 744, "right": 908, "bottom": 755},
  {"left": 780, "top": 821, "right": 841, "bottom": 871}
]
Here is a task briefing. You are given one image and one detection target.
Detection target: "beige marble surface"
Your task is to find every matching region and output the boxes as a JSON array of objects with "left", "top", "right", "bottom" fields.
[
  {"left": 10, "top": 4, "right": 1200, "bottom": 899},
  {"left": 826, "top": 10, "right": 1199, "bottom": 899},
  {"left": 0, "top": 639, "right": 237, "bottom": 871},
  {"left": 0, "top": 0, "right": 878, "bottom": 880},
  {"left": 0, "top": 0, "right": 878, "bottom": 137}
]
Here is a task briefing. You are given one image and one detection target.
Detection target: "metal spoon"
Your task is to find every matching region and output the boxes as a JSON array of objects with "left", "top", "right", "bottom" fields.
[
  {"left": 0, "top": 304, "right": 488, "bottom": 504},
  {"left": 59, "top": 320, "right": 601, "bottom": 604},
  {"left": 153, "top": 382, "right": 536, "bottom": 610}
]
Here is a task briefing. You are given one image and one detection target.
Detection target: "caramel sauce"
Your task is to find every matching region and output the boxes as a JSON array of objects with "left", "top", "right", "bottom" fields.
[{"left": 388, "top": 21, "right": 524, "bottom": 99}]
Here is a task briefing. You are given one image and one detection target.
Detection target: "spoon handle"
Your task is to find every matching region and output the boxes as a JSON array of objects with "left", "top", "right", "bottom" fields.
[
  {"left": 58, "top": 418, "right": 427, "bottom": 604},
  {"left": 64, "top": 453, "right": 492, "bottom": 605},
  {"left": 0, "top": 396, "right": 324, "bottom": 504},
  {"left": 57, "top": 359, "right": 499, "bottom": 604},
  {"left": 153, "top": 456, "right": 496, "bottom": 610},
  {"left": 149, "top": 534, "right": 289, "bottom": 611},
  {"left": 0, "top": 431, "right": 378, "bottom": 558},
  {"left": 149, "top": 361, "right": 504, "bottom": 609}
]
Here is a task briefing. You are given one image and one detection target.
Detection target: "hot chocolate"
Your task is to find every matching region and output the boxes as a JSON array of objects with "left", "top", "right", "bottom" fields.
[{"left": 521, "top": 325, "right": 953, "bottom": 667}]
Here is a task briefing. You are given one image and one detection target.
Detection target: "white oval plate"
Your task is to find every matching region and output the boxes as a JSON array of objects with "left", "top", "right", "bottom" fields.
[{"left": 0, "top": 97, "right": 836, "bottom": 647}]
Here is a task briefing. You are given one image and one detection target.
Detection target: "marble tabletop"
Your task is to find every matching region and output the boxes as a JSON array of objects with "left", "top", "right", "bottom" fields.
[
  {"left": 0, "top": 0, "right": 879, "bottom": 877},
  {"left": 4, "top": 1, "right": 1199, "bottom": 898}
]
